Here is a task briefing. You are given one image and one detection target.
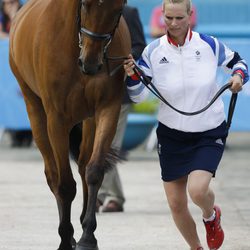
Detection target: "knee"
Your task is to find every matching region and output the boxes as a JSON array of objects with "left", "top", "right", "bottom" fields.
[
  {"left": 85, "top": 162, "right": 104, "bottom": 186},
  {"left": 168, "top": 197, "right": 187, "bottom": 215},
  {"left": 58, "top": 178, "right": 77, "bottom": 201},
  {"left": 188, "top": 184, "right": 207, "bottom": 205}
]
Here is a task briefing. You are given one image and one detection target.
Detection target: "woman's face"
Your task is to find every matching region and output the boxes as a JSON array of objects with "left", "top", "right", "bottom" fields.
[{"left": 163, "top": 1, "right": 191, "bottom": 42}]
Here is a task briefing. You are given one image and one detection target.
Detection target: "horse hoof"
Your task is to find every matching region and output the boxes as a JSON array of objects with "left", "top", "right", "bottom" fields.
[
  {"left": 72, "top": 238, "right": 77, "bottom": 248},
  {"left": 57, "top": 247, "right": 74, "bottom": 250},
  {"left": 57, "top": 248, "right": 74, "bottom": 250},
  {"left": 57, "top": 239, "right": 76, "bottom": 250},
  {"left": 75, "top": 243, "right": 99, "bottom": 250}
]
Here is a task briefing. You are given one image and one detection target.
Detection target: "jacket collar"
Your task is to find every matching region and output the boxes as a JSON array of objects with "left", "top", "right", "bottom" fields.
[{"left": 166, "top": 28, "right": 193, "bottom": 47}]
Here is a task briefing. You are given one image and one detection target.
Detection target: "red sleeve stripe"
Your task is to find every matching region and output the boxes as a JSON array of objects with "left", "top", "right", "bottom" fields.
[
  {"left": 130, "top": 73, "right": 140, "bottom": 80},
  {"left": 234, "top": 69, "right": 245, "bottom": 79}
]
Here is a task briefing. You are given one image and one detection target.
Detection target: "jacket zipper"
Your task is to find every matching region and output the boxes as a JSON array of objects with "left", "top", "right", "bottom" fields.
[{"left": 178, "top": 45, "right": 185, "bottom": 128}]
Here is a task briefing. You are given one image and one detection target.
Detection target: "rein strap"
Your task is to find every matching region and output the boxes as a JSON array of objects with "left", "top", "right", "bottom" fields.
[{"left": 133, "top": 64, "right": 237, "bottom": 130}]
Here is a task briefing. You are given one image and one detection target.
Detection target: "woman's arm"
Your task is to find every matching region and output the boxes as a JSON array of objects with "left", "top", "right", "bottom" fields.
[{"left": 124, "top": 54, "right": 151, "bottom": 103}]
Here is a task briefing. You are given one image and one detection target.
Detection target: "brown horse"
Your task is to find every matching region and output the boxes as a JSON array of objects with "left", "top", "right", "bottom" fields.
[{"left": 9, "top": 0, "right": 130, "bottom": 249}]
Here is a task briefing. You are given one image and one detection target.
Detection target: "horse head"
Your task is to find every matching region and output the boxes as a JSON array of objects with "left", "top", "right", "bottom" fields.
[{"left": 78, "top": 0, "right": 126, "bottom": 75}]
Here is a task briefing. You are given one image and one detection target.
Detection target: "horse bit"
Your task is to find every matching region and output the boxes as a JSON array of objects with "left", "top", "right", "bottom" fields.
[{"left": 77, "top": 0, "right": 128, "bottom": 76}]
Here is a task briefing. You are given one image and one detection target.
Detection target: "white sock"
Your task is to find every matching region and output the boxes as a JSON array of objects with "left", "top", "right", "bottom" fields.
[{"left": 203, "top": 210, "right": 216, "bottom": 222}]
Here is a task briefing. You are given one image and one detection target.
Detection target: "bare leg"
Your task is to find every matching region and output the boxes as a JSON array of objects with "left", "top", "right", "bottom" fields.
[
  {"left": 188, "top": 170, "right": 214, "bottom": 219},
  {"left": 163, "top": 176, "right": 203, "bottom": 249}
]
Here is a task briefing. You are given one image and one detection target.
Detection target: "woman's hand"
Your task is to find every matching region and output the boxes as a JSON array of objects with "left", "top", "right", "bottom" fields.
[
  {"left": 229, "top": 74, "right": 243, "bottom": 93},
  {"left": 123, "top": 54, "right": 136, "bottom": 76}
]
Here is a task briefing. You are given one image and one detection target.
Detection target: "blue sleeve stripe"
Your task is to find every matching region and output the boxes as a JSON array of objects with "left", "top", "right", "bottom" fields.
[
  {"left": 127, "top": 84, "right": 145, "bottom": 97},
  {"left": 137, "top": 39, "right": 160, "bottom": 72},
  {"left": 240, "top": 60, "right": 249, "bottom": 71},
  {"left": 242, "top": 68, "right": 249, "bottom": 84},
  {"left": 126, "top": 77, "right": 141, "bottom": 87},
  {"left": 199, "top": 33, "right": 216, "bottom": 55},
  {"left": 244, "top": 73, "right": 249, "bottom": 84},
  {"left": 138, "top": 57, "right": 149, "bottom": 69},
  {"left": 147, "top": 38, "right": 160, "bottom": 57},
  {"left": 218, "top": 41, "right": 226, "bottom": 66}
]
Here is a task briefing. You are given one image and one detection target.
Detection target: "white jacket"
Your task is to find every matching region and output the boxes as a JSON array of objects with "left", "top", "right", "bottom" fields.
[{"left": 127, "top": 30, "right": 249, "bottom": 132}]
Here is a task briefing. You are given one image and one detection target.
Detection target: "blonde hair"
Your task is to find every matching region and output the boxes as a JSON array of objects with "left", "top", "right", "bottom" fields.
[{"left": 163, "top": 0, "right": 192, "bottom": 14}]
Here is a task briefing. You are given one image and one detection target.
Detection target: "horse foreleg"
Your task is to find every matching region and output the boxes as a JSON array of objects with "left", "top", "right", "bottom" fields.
[
  {"left": 76, "top": 162, "right": 104, "bottom": 250},
  {"left": 47, "top": 113, "right": 77, "bottom": 250},
  {"left": 77, "top": 118, "right": 96, "bottom": 224},
  {"left": 76, "top": 118, "right": 101, "bottom": 250},
  {"left": 76, "top": 107, "right": 120, "bottom": 250}
]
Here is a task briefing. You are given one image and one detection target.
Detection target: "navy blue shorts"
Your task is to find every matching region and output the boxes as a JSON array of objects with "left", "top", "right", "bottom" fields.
[{"left": 156, "top": 121, "right": 228, "bottom": 182}]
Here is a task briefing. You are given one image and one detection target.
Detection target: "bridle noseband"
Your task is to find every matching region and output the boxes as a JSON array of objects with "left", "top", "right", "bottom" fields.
[
  {"left": 78, "top": 25, "right": 113, "bottom": 56},
  {"left": 79, "top": 27, "right": 112, "bottom": 42}
]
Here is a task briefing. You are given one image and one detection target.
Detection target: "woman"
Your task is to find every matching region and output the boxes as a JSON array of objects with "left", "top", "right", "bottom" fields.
[{"left": 124, "top": 0, "right": 248, "bottom": 249}]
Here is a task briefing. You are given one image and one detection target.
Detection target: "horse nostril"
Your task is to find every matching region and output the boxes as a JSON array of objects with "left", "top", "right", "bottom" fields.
[
  {"left": 78, "top": 58, "right": 83, "bottom": 68},
  {"left": 98, "top": 64, "right": 103, "bottom": 71},
  {"left": 78, "top": 59, "right": 103, "bottom": 75}
]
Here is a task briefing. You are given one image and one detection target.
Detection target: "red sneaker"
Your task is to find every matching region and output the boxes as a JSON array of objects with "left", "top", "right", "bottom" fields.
[{"left": 203, "top": 205, "right": 224, "bottom": 250}]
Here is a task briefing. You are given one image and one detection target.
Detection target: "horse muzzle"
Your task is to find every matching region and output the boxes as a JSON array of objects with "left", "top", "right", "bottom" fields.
[{"left": 78, "top": 57, "right": 103, "bottom": 75}]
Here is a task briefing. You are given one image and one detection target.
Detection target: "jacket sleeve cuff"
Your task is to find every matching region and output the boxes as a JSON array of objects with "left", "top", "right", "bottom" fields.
[
  {"left": 130, "top": 73, "right": 140, "bottom": 80},
  {"left": 233, "top": 69, "right": 245, "bottom": 80}
]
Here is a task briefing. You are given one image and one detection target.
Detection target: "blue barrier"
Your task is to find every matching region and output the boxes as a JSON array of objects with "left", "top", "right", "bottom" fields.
[
  {"left": 0, "top": 38, "right": 250, "bottom": 131},
  {"left": 192, "top": 0, "right": 250, "bottom": 26},
  {"left": 0, "top": 39, "right": 30, "bottom": 129},
  {"left": 20, "top": 0, "right": 250, "bottom": 39},
  {"left": 216, "top": 38, "right": 250, "bottom": 131},
  {"left": 122, "top": 113, "right": 157, "bottom": 150},
  {"left": 130, "top": 0, "right": 250, "bottom": 39}
]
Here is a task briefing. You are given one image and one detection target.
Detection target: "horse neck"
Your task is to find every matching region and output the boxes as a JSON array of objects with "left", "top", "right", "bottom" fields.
[
  {"left": 43, "top": 0, "right": 81, "bottom": 64},
  {"left": 58, "top": 0, "right": 78, "bottom": 13},
  {"left": 51, "top": 0, "right": 79, "bottom": 32}
]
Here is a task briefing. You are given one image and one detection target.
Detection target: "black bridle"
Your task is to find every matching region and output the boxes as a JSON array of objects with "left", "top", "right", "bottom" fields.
[
  {"left": 77, "top": 0, "right": 126, "bottom": 75},
  {"left": 79, "top": 27, "right": 112, "bottom": 42}
]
